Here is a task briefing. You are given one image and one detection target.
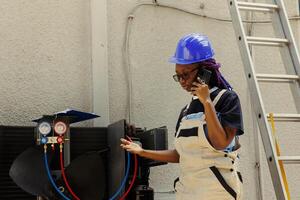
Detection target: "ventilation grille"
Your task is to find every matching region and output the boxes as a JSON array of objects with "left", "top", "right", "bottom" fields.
[
  {"left": 0, "top": 126, "right": 35, "bottom": 200},
  {"left": 0, "top": 126, "right": 108, "bottom": 200}
]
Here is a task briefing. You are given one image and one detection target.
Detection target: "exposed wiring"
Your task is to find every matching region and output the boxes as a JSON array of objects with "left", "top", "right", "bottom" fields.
[
  {"left": 43, "top": 145, "right": 71, "bottom": 200},
  {"left": 119, "top": 136, "right": 138, "bottom": 200},
  {"left": 59, "top": 144, "right": 81, "bottom": 200},
  {"left": 147, "top": 0, "right": 300, "bottom": 23},
  {"left": 109, "top": 152, "right": 131, "bottom": 200},
  {"left": 123, "top": 1, "right": 300, "bottom": 122},
  {"left": 124, "top": 13, "right": 134, "bottom": 123}
]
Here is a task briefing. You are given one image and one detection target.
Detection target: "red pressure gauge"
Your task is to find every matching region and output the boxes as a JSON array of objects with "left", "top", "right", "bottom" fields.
[{"left": 54, "top": 121, "right": 68, "bottom": 136}]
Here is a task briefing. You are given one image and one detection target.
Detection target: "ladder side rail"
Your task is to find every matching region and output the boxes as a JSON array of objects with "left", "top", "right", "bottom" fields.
[
  {"left": 253, "top": 112, "right": 264, "bottom": 200},
  {"left": 273, "top": 0, "right": 300, "bottom": 76},
  {"left": 228, "top": 1, "right": 288, "bottom": 199},
  {"left": 272, "top": 0, "right": 300, "bottom": 112}
]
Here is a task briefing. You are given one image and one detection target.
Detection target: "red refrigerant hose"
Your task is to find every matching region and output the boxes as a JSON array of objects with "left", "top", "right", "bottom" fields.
[
  {"left": 59, "top": 135, "right": 137, "bottom": 200},
  {"left": 119, "top": 136, "right": 138, "bottom": 200},
  {"left": 59, "top": 144, "right": 81, "bottom": 200}
]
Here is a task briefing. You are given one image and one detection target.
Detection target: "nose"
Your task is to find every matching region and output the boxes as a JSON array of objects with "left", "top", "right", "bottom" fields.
[
  {"left": 179, "top": 77, "right": 186, "bottom": 84},
  {"left": 179, "top": 78, "right": 188, "bottom": 87}
]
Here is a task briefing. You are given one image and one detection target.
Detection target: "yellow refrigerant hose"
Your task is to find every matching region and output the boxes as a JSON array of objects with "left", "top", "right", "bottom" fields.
[{"left": 269, "top": 113, "right": 290, "bottom": 200}]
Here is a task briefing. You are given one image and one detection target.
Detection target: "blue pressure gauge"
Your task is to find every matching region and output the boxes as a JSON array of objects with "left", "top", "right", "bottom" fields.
[{"left": 38, "top": 122, "right": 52, "bottom": 136}]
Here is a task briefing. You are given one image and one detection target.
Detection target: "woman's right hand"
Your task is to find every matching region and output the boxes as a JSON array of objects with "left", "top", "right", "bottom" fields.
[{"left": 120, "top": 138, "right": 144, "bottom": 155}]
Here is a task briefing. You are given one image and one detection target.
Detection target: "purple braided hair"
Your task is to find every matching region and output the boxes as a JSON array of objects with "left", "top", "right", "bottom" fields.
[{"left": 199, "top": 58, "right": 232, "bottom": 90}]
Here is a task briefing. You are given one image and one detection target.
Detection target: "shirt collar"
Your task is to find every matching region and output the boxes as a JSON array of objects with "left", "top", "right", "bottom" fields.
[{"left": 192, "top": 86, "right": 218, "bottom": 100}]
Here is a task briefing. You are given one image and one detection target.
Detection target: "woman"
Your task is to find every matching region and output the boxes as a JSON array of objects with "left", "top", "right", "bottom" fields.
[{"left": 121, "top": 33, "right": 244, "bottom": 200}]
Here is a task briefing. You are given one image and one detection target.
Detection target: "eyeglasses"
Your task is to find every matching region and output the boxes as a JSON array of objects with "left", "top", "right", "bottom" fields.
[{"left": 173, "top": 67, "right": 199, "bottom": 82}]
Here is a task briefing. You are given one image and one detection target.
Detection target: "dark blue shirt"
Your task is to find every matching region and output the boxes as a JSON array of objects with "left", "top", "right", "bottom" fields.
[{"left": 176, "top": 88, "right": 244, "bottom": 136}]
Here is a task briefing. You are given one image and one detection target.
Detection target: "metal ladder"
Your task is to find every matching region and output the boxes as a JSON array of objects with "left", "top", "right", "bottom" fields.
[{"left": 228, "top": 0, "right": 300, "bottom": 199}]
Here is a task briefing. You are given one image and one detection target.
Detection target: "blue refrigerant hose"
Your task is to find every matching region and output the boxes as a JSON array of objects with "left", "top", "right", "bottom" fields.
[
  {"left": 43, "top": 145, "right": 71, "bottom": 200},
  {"left": 43, "top": 145, "right": 130, "bottom": 200},
  {"left": 109, "top": 151, "right": 131, "bottom": 200}
]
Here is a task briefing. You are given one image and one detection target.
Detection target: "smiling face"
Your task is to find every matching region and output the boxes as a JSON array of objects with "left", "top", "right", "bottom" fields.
[{"left": 175, "top": 63, "right": 199, "bottom": 92}]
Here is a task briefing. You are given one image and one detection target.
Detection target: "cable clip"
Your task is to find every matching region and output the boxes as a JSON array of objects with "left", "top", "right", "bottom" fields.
[
  {"left": 152, "top": 0, "right": 159, "bottom": 6},
  {"left": 255, "top": 162, "right": 260, "bottom": 168},
  {"left": 128, "top": 15, "right": 134, "bottom": 20}
]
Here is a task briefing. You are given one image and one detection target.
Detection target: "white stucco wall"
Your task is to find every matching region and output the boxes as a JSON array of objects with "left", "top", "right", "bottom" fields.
[
  {"left": 107, "top": 0, "right": 300, "bottom": 199},
  {"left": 0, "top": 0, "right": 299, "bottom": 199},
  {"left": 0, "top": 0, "right": 93, "bottom": 126}
]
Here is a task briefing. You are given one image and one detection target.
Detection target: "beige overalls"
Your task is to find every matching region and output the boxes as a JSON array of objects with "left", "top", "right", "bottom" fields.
[{"left": 174, "top": 89, "right": 243, "bottom": 200}]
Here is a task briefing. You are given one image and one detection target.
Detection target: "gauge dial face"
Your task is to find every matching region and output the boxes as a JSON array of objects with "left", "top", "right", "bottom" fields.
[
  {"left": 38, "top": 122, "right": 51, "bottom": 136},
  {"left": 54, "top": 121, "right": 67, "bottom": 135}
]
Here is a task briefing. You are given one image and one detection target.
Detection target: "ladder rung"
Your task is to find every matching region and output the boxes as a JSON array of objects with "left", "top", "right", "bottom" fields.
[
  {"left": 267, "top": 113, "right": 300, "bottom": 122},
  {"left": 278, "top": 156, "right": 300, "bottom": 164},
  {"left": 239, "top": 6, "right": 274, "bottom": 12},
  {"left": 247, "top": 36, "right": 289, "bottom": 46},
  {"left": 256, "top": 74, "right": 300, "bottom": 82},
  {"left": 237, "top": 1, "right": 279, "bottom": 10},
  {"left": 248, "top": 41, "right": 283, "bottom": 47}
]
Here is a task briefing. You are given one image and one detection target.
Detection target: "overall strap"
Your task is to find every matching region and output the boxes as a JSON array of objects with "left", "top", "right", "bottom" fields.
[{"left": 212, "top": 89, "right": 227, "bottom": 107}]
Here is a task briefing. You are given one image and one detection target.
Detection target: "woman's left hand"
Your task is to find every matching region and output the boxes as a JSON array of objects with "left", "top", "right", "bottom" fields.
[{"left": 191, "top": 81, "right": 210, "bottom": 104}]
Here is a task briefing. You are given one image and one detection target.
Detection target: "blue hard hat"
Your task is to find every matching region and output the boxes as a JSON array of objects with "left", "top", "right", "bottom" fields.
[{"left": 169, "top": 33, "right": 215, "bottom": 64}]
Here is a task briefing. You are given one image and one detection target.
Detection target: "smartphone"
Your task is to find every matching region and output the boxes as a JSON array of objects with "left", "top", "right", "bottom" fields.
[{"left": 197, "top": 68, "right": 212, "bottom": 85}]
